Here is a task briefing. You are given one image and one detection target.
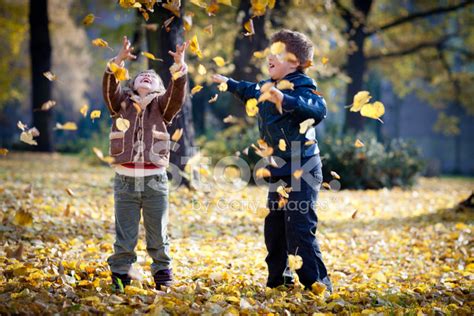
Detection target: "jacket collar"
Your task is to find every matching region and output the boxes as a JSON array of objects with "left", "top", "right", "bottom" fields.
[
  {"left": 270, "top": 70, "right": 317, "bottom": 89},
  {"left": 130, "top": 92, "right": 160, "bottom": 110}
]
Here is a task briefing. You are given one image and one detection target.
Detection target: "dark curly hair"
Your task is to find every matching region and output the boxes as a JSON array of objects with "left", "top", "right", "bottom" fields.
[{"left": 270, "top": 29, "right": 314, "bottom": 72}]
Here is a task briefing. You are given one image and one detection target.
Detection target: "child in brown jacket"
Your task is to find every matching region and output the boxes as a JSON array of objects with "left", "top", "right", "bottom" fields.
[{"left": 103, "top": 36, "right": 188, "bottom": 292}]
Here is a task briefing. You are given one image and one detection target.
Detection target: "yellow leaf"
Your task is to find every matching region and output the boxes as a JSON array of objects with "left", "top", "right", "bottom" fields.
[
  {"left": 40, "top": 100, "right": 56, "bottom": 111},
  {"left": 354, "top": 139, "right": 364, "bottom": 147},
  {"left": 288, "top": 254, "right": 303, "bottom": 271},
  {"left": 371, "top": 271, "right": 387, "bottom": 283},
  {"left": 82, "top": 13, "right": 95, "bottom": 26},
  {"left": 278, "top": 139, "right": 286, "bottom": 151},
  {"left": 43, "top": 71, "right": 56, "bottom": 81},
  {"left": 350, "top": 91, "right": 371, "bottom": 112},
  {"left": 116, "top": 118, "right": 130, "bottom": 132},
  {"left": 218, "top": 82, "right": 228, "bottom": 92},
  {"left": 244, "top": 18, "right": 255, "bottom": 36},
  {"left": 80, "top": 104, "right": 89, "bottom": 117},
  {"left": 321, "top": 57, "right": 329, "bottom": 65},
  {"left": 171, "top": 128, "right": 183, "bottom": 142},
  {"left": 56, "top": 122, "right": 77, "bottom": 131},
  {"left": 141, "top": 52, "right": 163, "bottom": 61},
  {"left": 190, "top": 35, "right": 203, "bottom": 59},
  {"left": 299, "top": 118, "right": 315, "bottom": 134},
  {"left": 253, "top": 48, "right": 270, "bottom": 59},
  {"left": 245, "top": 98, "right": 258, "bottom": 117},
  {"left": 13, "top": 209, "right": 33, "bottom": 227},
  {"left": 0, "top": 148, "right": 8, "bottom": 156},
  {"left": 191, "top": 85, "right": 203, "bottom": 95},
  {"left": 208, "top": 94, "right": 218, "bottom": 103},
  {"left": 293, "top": 169, "right": 303, "bottom": 179},
  {"left": 361, "top": 101, "right": 385, "bottom": 121},
  {"left": 91, "top": 38, "right": 110, "bottom": 48},
  {"left": 330, "top": 171, "right": 340, "bottom": 180},
  {"left": 183, "top": 13, "right": 193, "bottom": 31},
  {"left": 322, "top": 182, "right": 331, "bottom": 190},
  {"left": 277, "top": 185, "right": 289, "bottom": 198},
  {"left": 90, "top": 110, "right": 101, "bottom": 120},
  {"left": 255, "top": 168, "right": 271, "bottom": 179},
  {"left": 270, "top": 41, "right": 286, "bottom": 55},
  {"left": 276, "top": 80, "right": 294, "bottom": 90},
  {"left": 197, "top": 64, "right": 207, "bottom": 75},
  {"left": 311, "top": 282, "right": 327, "bottom": 295},
  {"left": 108, "top": 62, "right": 129, "bottom": 81},
  {"left": 213, "top": 56, "right": 225, "bottom": 67},
  {"left": 162, "top": 0, "right": 181, "bottom": 17},
  {"left": 20, "top": 131, "right": 37, "bottom": 146}
]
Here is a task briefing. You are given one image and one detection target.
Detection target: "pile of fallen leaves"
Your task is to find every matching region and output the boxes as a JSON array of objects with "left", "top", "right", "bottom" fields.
[{"left": 0, "top": 153, "right": 473, "bottom": 314}]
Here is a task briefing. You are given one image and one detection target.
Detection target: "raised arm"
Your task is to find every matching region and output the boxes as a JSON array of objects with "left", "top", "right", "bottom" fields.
[
  {"left": 211, "top": 74, "right": 260, "bottom": 102},
  {"left": 102, "top": 36, "right": 136, "bottom": 117},
  {"left": 159, "top": 41, "right": 189, "bottom": 124}
]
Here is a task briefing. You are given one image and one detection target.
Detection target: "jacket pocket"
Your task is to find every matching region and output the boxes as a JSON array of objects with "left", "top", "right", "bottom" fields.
[
  {"left": 151, "top": 126, "right": 170, "bottom": 157},
  {"left": 109, "top": 131, "right": 125, "bottom": 156}
]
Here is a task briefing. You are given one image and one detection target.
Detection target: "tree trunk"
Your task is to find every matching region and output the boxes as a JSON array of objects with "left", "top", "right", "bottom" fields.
[
  {"left": 146, "top": 1, "right": 195, "bottom": 174},
  {"left": 29, "top": 0, "right": 53, "bottom": 151},
  {"left": 342, "top": 0, "right": 373, "bottom": 133},
  {"left": 228, "top": 0, "right": 269, "bottom": 117}
]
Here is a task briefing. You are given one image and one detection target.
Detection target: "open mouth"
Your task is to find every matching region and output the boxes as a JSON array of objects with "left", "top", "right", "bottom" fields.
[
  {"left": 141, "top": 78, "right": 152, "bottom": 84},
  {"left": 269, "top": 63, "right": 275, "bottom": 70}
]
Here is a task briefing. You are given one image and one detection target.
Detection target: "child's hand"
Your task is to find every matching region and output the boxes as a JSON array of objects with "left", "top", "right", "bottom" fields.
[
  {"left": 267, "top": 87, "right": 284, "bottom": 105},
  {"left": 211, "top": 74, "right": 229, "bottom": 84},
  {"left": 114, "top": 36, "right": 137, "bottom": 64},
  {"left": 168, "top": 41, "right": 189, "bottom": 65}
]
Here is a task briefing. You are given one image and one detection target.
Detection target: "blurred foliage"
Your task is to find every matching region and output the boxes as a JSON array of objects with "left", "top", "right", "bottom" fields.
[{"left": 320, "top": 131, "right": 425, "bottom": 189}]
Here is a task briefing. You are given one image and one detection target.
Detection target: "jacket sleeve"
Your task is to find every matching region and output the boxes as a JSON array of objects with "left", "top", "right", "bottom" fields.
[
  {"left": 281, "top": 88, "right": 327, "bottom": 124},
  {"left": 226, "top": 78, "right": 261, "bottom": 102},
  {"left": 159, "top": 63, "right": 188, "bottom": 125},
  {"left": 102, "top": 59, "right": 126, "bottom": 117}
]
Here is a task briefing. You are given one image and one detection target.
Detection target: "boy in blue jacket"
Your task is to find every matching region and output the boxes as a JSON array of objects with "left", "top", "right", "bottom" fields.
[{"left": 212, "top": 29, "right": 332, "bottom": 292}]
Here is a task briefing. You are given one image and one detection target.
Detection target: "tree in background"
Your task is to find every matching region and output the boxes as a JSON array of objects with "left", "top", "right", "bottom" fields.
[{"left": 29, "top": 0, "right": 53, "bottom": 151}]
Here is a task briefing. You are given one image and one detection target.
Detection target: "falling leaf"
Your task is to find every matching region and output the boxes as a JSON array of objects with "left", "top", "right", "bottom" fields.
[
  {"left": 203, "top": 24, "right": 213, "bottom": 36},
  {"left": 277, "top": 185, "right": 290, "bottom": 199},
  {"left": 91, "top": 38, "right": 111, "bottom": 49},
  {"left": 299, "top": 118, "right": 315, "bottom": 134},
  {"left": 355, "top": 139, "right": 364, "bottom": 148},
  {"left": 253, "top": 48, "right": 270, "bottom": 59},
  {"left": 141, "top": 52, "right": 163, "bottom": 61},
  {"left": 163, "top": 16, "right": 175, "bottom": 32},
  {"left": 293, "top": 169, "right": 303, "bottom": 179},
  {"left": 6, "top": 243, "right": 24, "bottom": 260},
  {"left": 330, "top": 171, "right": 341, "bottom": 180},
  {"left": 350, "top": 91, "right": 371, "bottom": 112},
  {"left": 13, "top": 209, "right": 33, "bottom": 227},
  {"left": 20, "top": 131, "right": 38, "bottom": 146},
  {"left": 361, "top": 101, "right": 385, "bottom": 121},
  {"left": 288, "top": 254, "right": 303, "bottom": 271},
  {"left": 321, "top": 57, "right": 329, "bottom": 65},
  {"left": 17, "top": 121, "right": 27, "bottom": 131},
  {"left": 190, "top": 35, "right": 203, "bottom": 59},
  {"left": 251, "top": 140, "right": 273, "bottom": 158},
  {"left": 322, "top": 182, "right": 331, "bottom": 190},
  {"left": 352, "top": 210, "right": 358, "bottom": 219},
  {"left": 197, "top": 64, "right": 207, "bottom": 75},
  {"left": 80, "top": 104, "right": 89, "bottom": 117},
  {"left": 278, "top": 139, "right": 286, "bottom": 151},
  {"left": 90, "top": 110, "right": 101, "bottom": 120},
  {"left": 40, "top": 100, "right": 56, "bottom": 111},
  {"left": 82, "top": 13, "right": 95, "bottom": 26},
  {"left": 163, "top": 0, "right": 181, "bottom": 17},
  {"left": 183, "top": 13, "right": 193, "bottom": 31},
  {"left": 217, "top": 82, "right": 228, "bottom": 92},
  {"left": 208, "top": 94, "right": 218, "bottom": 103},
  {"left": 191, "top": 85, "right": 203, "bottom": 95},
  {"left": 55, "top": 122, "right": 77, "bottom": 131},
  {"left": 223, "top": 115, "right": 238, "bottom": 124},
  {"left": 43, "top": 71, "right": 57, "bottom": 81},
  {"left": 108, "top": 62, "right": 129, "bottom": 81},
  {"left": 244, "top": 18, "right": 255, "bottom": 36},
  {"left": 116, "top": 118, "right": 130, "bottom": 132},
  {"left": 270, "top": 41, "right": 286, "bottom": 55},
  {"left": 171, "top": 128, "right": 183, "bottom": 142},
  {"left": 212, "top": 56, "right": 225, "bottom": 67},
  {"left": 255, "top": 168, "right": 271, "bottom": 179},
  {"left": 65, "top": 188, "right": 75, "bottom": 197},
  {"left": 276, "top": 80, "right": 294, "bottom": 90},
  {"left": 245, "top": 98, "right": 258, "bottom": 117},
  {"left": 0, "top": 148, "right": 8, "bottom": 156},
  {"left": 92, "top": 147, "right": 114, "bottom": 164}
]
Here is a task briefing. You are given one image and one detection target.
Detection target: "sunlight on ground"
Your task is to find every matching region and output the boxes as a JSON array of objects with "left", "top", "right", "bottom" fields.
[{"left": 0, "top": 153, "right": 473, "bottom": 314}]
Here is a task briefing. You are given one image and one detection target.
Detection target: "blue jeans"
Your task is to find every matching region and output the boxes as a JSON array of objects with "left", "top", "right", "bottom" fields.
[
  {"left": 264, "top": 157, "right": 332, "bottom": 291},
  {"left": 107, "top": 173, "right": 171, "bottom": 275}
]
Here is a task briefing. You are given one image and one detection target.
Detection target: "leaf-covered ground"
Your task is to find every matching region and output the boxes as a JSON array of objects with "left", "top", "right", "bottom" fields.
[{"left": 0, "top": 153, "right": 473, "bottom": 315}]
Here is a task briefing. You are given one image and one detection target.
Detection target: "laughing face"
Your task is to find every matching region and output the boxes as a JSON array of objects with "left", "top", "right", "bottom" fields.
[
  {"left": 133, "top": 71, "right": 160, "bottom": 93},
  {"left": 268, "top": 49, "right": 300, "bottom": 80}
]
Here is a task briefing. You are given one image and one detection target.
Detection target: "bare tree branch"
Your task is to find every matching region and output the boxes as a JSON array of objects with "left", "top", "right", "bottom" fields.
[
  {"left": 366, "top": 0, "right": 474, "bottom": 37},
  {"left": 333, "top": 0, "right": 353, "bottom": 24}
]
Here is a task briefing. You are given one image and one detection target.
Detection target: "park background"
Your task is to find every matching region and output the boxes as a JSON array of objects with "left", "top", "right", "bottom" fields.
[{"left": 0, "top": 0, "right": 473, "bottom": 314}]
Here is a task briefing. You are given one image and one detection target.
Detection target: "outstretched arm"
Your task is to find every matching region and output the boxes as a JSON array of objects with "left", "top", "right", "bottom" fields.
[
  {"left": 102, "top": 36, "right": 137, "bottom": 116},
  {"left": 159, "top": 41, "right": 189, "bottom": 124},
  {"left": 211, "top": 74, "right": 260, "bottom": 102}
]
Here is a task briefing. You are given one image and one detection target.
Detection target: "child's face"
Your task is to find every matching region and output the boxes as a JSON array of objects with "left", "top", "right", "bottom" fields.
[
  {"left": 134, "top": 72, "right": 160, "bottom": 93},
  {"left": 268, "top": 50, "right": 299, "bottom": 80}
]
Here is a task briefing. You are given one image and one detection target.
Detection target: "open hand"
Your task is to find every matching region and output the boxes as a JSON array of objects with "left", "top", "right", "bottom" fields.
[
  {"left": 211, "top": 74, "right": 229, "bottom": 84},
  {"left": 114, "top": 36, "right": 136, "bottom": 64},
  {"left": 168, "top": 41, "right": 189, "bottom": 65}
]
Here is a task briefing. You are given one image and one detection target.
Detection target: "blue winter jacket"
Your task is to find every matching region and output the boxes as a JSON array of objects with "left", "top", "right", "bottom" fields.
[{"left": 227, "top": 70, "right": 327, "bottom": 166}]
